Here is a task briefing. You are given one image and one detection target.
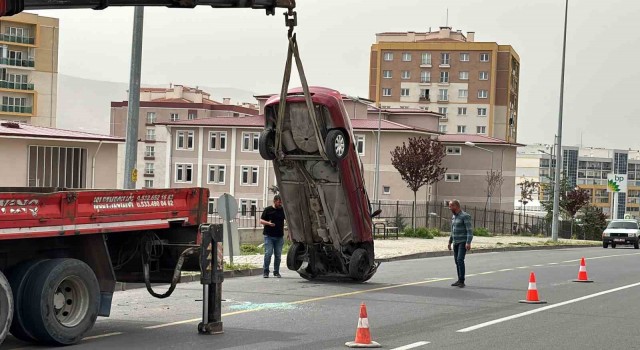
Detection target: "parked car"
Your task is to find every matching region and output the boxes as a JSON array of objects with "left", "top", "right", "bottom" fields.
[
  {"left": 602, "top": 219, "right": 640, "bottom": 249},
  {"left": 258, "top": 86, "right": 378, "bottom": 282}
]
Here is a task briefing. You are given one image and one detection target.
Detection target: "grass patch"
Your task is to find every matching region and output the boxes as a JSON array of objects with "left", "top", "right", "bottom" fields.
[
  {"left": 473, "top": 227, "right": 493, "bottom": 237},
  {"left": 508, "top": 242, "right": 532, "bottom": 246},
  {"left": 240, "top": 241, "right": 292, "bottom": 255},
  {"left": 403, "top": 227, "right": 438, "bottom": 239},
  {"left": 224, "top": 262, "right": 258, "bottom": 271}
]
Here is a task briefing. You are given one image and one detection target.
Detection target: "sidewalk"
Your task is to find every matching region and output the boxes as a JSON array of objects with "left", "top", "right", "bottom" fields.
[{"left": 232, "top": 236, "right": 600, "bottom": 271}]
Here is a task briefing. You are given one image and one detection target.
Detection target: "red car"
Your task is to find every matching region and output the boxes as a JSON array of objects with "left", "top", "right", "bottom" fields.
[{"left": 259, "top": 86, "right": 378, "bottom": 281}]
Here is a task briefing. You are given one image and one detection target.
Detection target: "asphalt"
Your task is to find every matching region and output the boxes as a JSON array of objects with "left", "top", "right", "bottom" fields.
[{"left": 3, "top": 246, "right": 640, "bottom": 350}]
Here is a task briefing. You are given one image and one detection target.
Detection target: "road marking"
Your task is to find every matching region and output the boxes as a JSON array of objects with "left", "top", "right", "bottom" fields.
[
  {"left": 498, "top": 268, "right": 514, "bottom": 272},
  {"left": 391, "top": 341, "right": 431, "bottom": 349},
  {"left": 532, "top": 264, "right": 544, "bottom": 267},
  {"left": 146, "top": 278, "right": 453, "bottom": 329},
  {"left": 457, "top": 281, "right": 640, "bottom": 333},
  {"left": 82, "top": 332, "right": 123, "bottom": 340},
  {"left": 478, "top": 271, "right": 495, "bottom": 275},
  {"left": 548, "top": 262, "right": 559, "bottom": 265},
  {"left": 516, "top": 266, "right": 529, "bottom": 269}
]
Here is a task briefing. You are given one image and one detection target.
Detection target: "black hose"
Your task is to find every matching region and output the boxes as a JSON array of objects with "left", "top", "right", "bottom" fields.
[{"left": 142, "top": 246, "right": 198, "bottom": 299}]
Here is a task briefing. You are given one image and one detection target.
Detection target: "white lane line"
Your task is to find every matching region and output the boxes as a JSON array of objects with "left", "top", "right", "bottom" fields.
[
  {"left": 499, "top": 268, "right": 514, "bottom": 272},
  {"left": 457, "top": 281, "right": 640, "bottom": 333},
  {"left": 478, "top": 271, "right": 495, "bottom": 275},
  {"left": 83, "top": 332, "right": 123, "bottom": 340},
  {"left": 146, "top": 318, "right": 200, "bottom": 329},
  {"left": 548, "top": 262, "right": 559, "bottom": 265},
  {"left": 391, "top": 341, "right": 431, "bottom": 350},
  {"left": 516, "top": 266, "right": 529, "bottom": 269}
]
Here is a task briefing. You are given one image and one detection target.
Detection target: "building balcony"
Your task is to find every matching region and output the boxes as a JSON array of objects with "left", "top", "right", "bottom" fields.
[
  {"left": 0, "top": 34, "right": 35, "bottom": 45},
  {"left": 439, "top": 64, "right": 450, "bottom": 68},
  {"left": 420, "top": 62, "right": 432, "bottom": 68},
  {"left": 437, "top": 98, "right": 449, "bottom": 103},
  {"left": 0, "top": 58, "right": 35, "bottom": 68},
  {"left": 0, "top": 105, "right": 32, "bottom": 114},
  {"left": 439, "top": 115, "right": 449, "bottom": 121},
  {"left": 0, "top": 80, "right": 34, "bottom": 91},
  {"left": 419, "top": 96, "right": 430, "bottom": 103}
]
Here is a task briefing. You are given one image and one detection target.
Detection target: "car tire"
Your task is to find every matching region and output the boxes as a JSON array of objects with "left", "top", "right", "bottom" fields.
[
  {"left": 602, "top": 242, "right": 608, "bottom": 248},
  {"left": 635, "top": 241, "right": 639, "bottom": 249},
  {"left": 258, "top": 129, "right": 277, "bottom": 161},
  {"left": 286, "top": 242, "right": 305, "bottom": 271},
  {"left": 324, "top": 129, "right": 349, "bottom": 162},
  {"left": 0, "top": 271, "right": 13, "bottom": 346},
  {"left": 21, "top": 259, "right": 100, "bottom": 345},
  {"left": 611, "top": 243, "right": 617, "bottom": 249},
  {"left": 349, "top": 248, "right": 371, "bottom": 282},
  {"left": 7, "top": 259, "right": 49, "bottom": 342}
]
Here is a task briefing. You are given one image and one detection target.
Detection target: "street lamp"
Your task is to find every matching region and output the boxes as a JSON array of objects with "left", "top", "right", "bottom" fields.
[{"left": 465, "top": 141, "right": 495, "bottom": 210}]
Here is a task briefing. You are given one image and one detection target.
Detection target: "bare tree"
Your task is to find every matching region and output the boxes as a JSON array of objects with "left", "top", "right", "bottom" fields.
[
  {"left": 391, "top": 137, "right": 447, "bottom": 229},
  {"left": 517, "top": 179, "right": 539, "bottom": 232},
  {"left": 485, "top": 170, "right": 505, "bottom": 211}
]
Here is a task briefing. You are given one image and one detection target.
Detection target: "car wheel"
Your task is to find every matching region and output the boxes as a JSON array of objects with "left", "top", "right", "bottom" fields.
[
  {"left": 286, "top": 242, "right": 305, "bottom": 271},
  {"left": 602, "top": 242, "right": 608, "bottom": 248},
  {"left": 324, "top": 129, "right": 349, "bottom": 162},
  {"left": 258, "top": 129, "right": 277, "bottom": 161},
  {"left": 0, "top": 271, "right": 13, "bottom": 346},
  {"left": 22, "top": 259, "right": 100, "bottom": 345},
  {"left": 7, "top": 259, "right": 49, "bottom": 342},
  {"left": 611, "top": 243, "right": 617, "bottom": 249},
  {"left": 349, "top": 248, "right": 371, "bottom": 282},
  {"left": 635, "top": 241, "right": 639, "bottom": 249}
]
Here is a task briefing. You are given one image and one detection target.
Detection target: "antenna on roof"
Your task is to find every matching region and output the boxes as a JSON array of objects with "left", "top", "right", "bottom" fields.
[{"left": 446, "top": 8, "right": 449, "bottom": 27}]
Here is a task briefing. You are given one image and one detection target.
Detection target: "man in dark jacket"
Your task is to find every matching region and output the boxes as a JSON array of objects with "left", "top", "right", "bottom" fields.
[
  {"left": 260, "top": 195, "right": 286, "bottom": 278},
  {"left": 447, "top": 199, "right": 473, "bottom": 288}
]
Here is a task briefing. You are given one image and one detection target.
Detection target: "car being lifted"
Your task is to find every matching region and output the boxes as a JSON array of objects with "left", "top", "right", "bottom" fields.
[{"left": 258, "top": 86, "right": 378, "bottom": 282}]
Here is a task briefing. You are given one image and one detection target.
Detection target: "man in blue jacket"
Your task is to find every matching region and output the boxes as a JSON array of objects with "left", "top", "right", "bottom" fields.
[{"left": 447, "top": 199, "right": 473, "bottom": 288}]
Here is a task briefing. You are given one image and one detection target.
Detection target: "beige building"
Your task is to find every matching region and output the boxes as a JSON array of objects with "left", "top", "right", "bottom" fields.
[
  {"left": 369, "top": 27, "right": 520, "bottom": 143},
  {"left": 0, "top": 13, "right": 59, "bottom": 127},
  {"left": 0, "top": 121, "right": 122, "bottom": 188}
]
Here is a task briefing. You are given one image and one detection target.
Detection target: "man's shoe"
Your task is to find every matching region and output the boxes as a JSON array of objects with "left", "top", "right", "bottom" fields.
[
  {"left": 458, "top": 282, "right": 465, "bottom": 288},
  {"left": 274, "top": 272, "right": 282, "bottom": 278},
  {"left": 451, "top": 281, "right": 461, "bottom": 287},
  {"left": 263, "top": 273, "right": 269, "bottom": 278}
]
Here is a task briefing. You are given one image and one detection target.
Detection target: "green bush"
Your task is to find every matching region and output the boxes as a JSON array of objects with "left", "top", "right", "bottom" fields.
[
  {"left": 393, "top": 213, "right": 407, "bottom": 231},
  {"left": 403, "top": 227, "right": 436, "bottom": 239},
  {"left": 241, "top": 244, "right": 263, "bottom": 255},
  {"left": 473, "top": 227, "right": 493, "bottom": 237}
]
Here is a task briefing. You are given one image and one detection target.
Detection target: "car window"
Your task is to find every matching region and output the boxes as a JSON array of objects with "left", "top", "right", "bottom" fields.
[{"left": 607, "top": 221, "right": 639, "bottom": 229}]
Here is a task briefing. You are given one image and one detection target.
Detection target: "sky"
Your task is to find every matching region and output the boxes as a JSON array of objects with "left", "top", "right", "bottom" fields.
[{"left": 33, "top": 0, "right": 640, "bottom": 149}]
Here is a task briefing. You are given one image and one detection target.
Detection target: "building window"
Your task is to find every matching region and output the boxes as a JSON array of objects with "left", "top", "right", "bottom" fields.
[
  {"left": 402, "top": 53, "right": 412, "bottom": 62},
  {"left": 382, "top": 88, "right": 392, "bottom": 97},
  {"left": 477, "top": 108, "right": 488, "bottom": 117},
  {"left": 479, "top": 71, "right": 489, "bottom": 80},
  {"left": 240, "top": 199, "right": 258, "bottom": 217},
  {"left": 146, "top": 112, "right": 156, "bottom": 124},
  {"left": 459, "top": 71, "right": 469, "bottom": 80},
  {"left": 188, "top": 112, "right": 197, "bottom": 120},
  {"left": 400, "top": 106, "right": 409, "bottom": 109},
  {"left": 175, "top": 164, "right": 193, "bottom": 183},
  {"left": 355, "top": 134, "right": 365, "bottom": 156},
  {"left": 438, "top": 125, "right": 447, "bottom": 133},
  {"left": 400, "top": 88, "right": 410, "bottom": 97},
  {"left": 460, "top": 53, "right": 470, "bottom": 62},
  {"left": 383, "top": 186, "right": 391, "bottom": 195},
  {"left": 480, "top": 53, "right": 490, "bottom": 62},
  {"left": 27, "top": 146, "right": 87, "bottom": 188},
  {"left": 145, "top": 146, "right": 155, "bottom": 157},
  {"left": 438, "top": 107, "right": 448, "bottom": 116},
  {"left": 208, "top": 198, "right": 216, "bottom": 214},
  {"left": 420, "top": 71, "right": 430, "bottom": 83},
  {"left": 458, "top": 89, "right": 468, "bottom": 99},
  {"left": 478, "top": 90, "right": 488, "bottom": 99},
  {"left": 401, "top": 70, "right": 411, "bottom": 79},
  {"left": 383, "top": 52, "right": 394, "bottom": 61},
  {"left": 477, "top": 126, "right": 487, "bottom": 134},
  {"left": 208, "top": 164, "right": 226, "bottom": 184},
  {"left": 145, "top": 128, "right": 156, "bottom": 141},
  {"left": 170, "top": 113, "right": 179, "bottom": 122},
  {"left": 421, "top": 53, "right": 431, "bottom": 65},
  {"left": 176, "top": 130, "right": 195, "bottom": 150},
  {"left": 439, "top": 71, "right": 449, "bottom": 83},
  {"left": 441, "top": 53, "right": 450, "bottom": 65},
  {"left": 209, "top": 131, "right": 227, "bottom": 151},
  {"left": 457, "top": 125, "right": 467, "bottom": 134},
  {"left": 241, "top": 166, "right": 259, "bottom": 186},
  {"left": 446, "top": 146, "right": 462, "bottom": 155},
  {"left": 145, "top": 163, "right": 155, "bottom": 175},
  {"left": 1, "top": 96, "right": 29, "bottom": 112},
  {"left": 445, "top": 173, "right": 461, "bottom": 182},
  {"left": 420, "top": 89, "right": 430, "bottom": 100},
  {"left": 458, "top": 107, "right": 467, "bottom": 115},
  {"left": 438, "top": 89, "right": 448, "bottom": 101},
  {"left": 242, "top": 132, "right": 260, "bottom": 152},
  {"left": 383, "top": 70, "right": 392, "bottom": 79},
  {"left": 144, "top": 180, "right": 154, "bottom": 188}
]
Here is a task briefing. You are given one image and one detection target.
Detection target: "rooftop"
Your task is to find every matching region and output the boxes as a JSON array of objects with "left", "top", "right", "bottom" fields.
[
  {"left": 0, "top": 122, "right": 123, "bottom": 142},
  {"left": 438, "top": 134, "right": 523, "bottom": 146}
]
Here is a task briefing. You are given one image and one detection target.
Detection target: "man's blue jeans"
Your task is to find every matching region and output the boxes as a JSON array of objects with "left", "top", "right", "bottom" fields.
[
  {"left": 453, "top": 242, "right": 467, "bottom": 282},
  {"left": 263, "top": 236, "right": 284, "bottom": 275}
]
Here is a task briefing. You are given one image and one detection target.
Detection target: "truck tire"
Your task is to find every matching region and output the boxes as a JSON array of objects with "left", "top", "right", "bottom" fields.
[
  {"left": 286, "top": 242, "right": 305, "bottom": 271},
  {"left": 349, "top": 248, "right": 371, "bottom": 282},
  {"left": 7, "top": 259, "right": 49, "bottom": 342},
  {"left": 258, "top": 129, "right": 277, "bottom": 161},
  {"left": 324, "top": 129, "right": 349, "bottom": 162},
  {"left": 22, "top": 259, "right": 100, "bottom": 345},
  {"left": 0, "top": 271, "right": 13, "bottom": 346},
  {"left": 635, "top": 241, "right": 639, "bottom": 249}
]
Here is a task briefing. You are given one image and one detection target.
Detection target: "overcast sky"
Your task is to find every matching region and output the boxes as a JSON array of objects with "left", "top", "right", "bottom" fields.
[{"left": 34, "top": 0, "right": 640, "bottom": 149}]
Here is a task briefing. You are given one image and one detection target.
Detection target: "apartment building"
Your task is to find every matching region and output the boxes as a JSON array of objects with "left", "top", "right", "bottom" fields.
[
  {"left": 516, "top": 144, "right": 640, "bottom": 219},
  {"left": 369, "top": 27, "right": 520, "bottom": 142},
  {"left": 110, "top": 84, "right": 259, "bottom": 189},
  {"left": 0, "top": 13, "right": 59, "bottom": 127}
]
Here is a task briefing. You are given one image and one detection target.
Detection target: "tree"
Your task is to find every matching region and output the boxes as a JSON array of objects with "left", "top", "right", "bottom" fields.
[
  {"left": 485, "top": 170, "right": 505, "bottom": 211},
  {"left": 578, "top": 205, "right": 608, "bottom": 240},
  {"left": 565, "top": 187, "right": 591, "bottom": 236},
  {"left": 518, "top": 179, "right": 539, "bottom": 218},
  {"left": 390, "top": 137, "right": 447, "bottom": 229}
]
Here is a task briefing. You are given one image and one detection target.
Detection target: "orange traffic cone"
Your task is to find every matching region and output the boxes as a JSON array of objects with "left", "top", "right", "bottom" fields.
[
  {"left": 519, "top": 272, "right": 547, "bottom": 304},
  {"left": 573, "top": 257, "right": 593, "bottom": 283},
  {"left": 345, "top": 303, "right": 381, "bottom": 348}
]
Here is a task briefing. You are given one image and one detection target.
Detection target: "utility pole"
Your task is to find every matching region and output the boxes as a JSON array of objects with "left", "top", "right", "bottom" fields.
[
  {"left": 374, "top": 104, "right": 382, "bottom": 203},
  {"left": 123, "top": 7, "right": 145, "bottom": 189},
  {"left": 552, "top": 0, "right": 569, "bottom": 241}
]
